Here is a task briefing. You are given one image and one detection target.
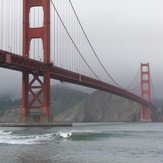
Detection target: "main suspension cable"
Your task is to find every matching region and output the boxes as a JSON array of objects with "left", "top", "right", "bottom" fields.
[
  {"left": 150, "top": 73, "right": 157, "bottom": 105},
  {"left": 124, "top": 66, "right": 140, "bottom": 90},
  {"left": 69, "top": 0, "right": 121, "bottom": 87},
  {"left": 50, "top": 0, "right": 101, "bottom": 80}
]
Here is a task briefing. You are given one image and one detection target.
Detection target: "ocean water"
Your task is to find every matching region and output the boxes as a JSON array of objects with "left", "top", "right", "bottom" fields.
[{"left": 0, "top": 122, "right": 163, "bottom": 163}]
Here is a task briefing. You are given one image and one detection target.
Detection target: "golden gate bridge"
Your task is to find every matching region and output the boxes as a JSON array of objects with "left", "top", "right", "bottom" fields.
[{"left": 0, "top": 0, "right": 157, "bottom": 123}]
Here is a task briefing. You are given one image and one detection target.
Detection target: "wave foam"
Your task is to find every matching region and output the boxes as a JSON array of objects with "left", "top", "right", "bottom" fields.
[
  {"left": 0, "top": 130, "right": 12, "bottom": 135},
  {"left": 0, "top": 132, "right": 56, "bottom": 145}
]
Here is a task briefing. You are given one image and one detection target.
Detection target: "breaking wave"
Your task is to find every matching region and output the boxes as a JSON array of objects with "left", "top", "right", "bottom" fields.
[
  {"left": 0, "top": 129, "right": 114, "bottom": 144},
  {"left": 56, "top": 130, "right": 109, "bottom": 141},
  {"left": 0, "top": 130, "right": 56, "bottom": 145}
]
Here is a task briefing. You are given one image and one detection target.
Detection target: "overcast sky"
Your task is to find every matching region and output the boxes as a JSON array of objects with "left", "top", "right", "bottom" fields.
[
  {"left": 1, "top": 0, "right": 163, "bottom": 99},
  {"left": 70, "top": 0, "right": 163, "bottom": 98}
]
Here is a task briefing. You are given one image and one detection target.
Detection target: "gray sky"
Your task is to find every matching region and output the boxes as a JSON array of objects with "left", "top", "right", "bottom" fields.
[
  {"left": 1, "top": 0, "right": 163, "bottom": 99},
  {"left": 71, "top": 0, "right": 163, "bottom": 98}
]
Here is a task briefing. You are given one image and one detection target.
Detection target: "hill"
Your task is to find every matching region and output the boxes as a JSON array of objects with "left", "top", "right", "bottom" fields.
[
  {"left": 0, "top": 84, "right": 89, "bottom": 122},
  {"left": 54, "top": 90, "right": 141, "bottom": 122},
  {"left": 0, "top": 84, "right": 159, "bottom": 122}
]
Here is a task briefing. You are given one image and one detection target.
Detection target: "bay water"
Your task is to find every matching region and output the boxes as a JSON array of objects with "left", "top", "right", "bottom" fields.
[{"left": 0, "top": 122, "right": 163, "bottom": 163}]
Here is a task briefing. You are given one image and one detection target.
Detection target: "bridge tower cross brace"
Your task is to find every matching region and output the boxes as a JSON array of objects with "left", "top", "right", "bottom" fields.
[
  {"left": 20, "top": 0, "right": 52, "bottom": 123},
  {"left": 140, "top": 63, "right": 152, "bottom": 122}
]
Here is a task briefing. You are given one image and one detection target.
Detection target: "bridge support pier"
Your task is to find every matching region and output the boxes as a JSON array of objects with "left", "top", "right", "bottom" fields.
[
  {"left": 140, "top": 106, "right": 151, "bottom": 122},
  {"left": 20, "top": 71, "right": 52, "bottom": 123},
  {"left": 19, "top": 115, "right": 53, "bottom": 124},
  {"left": 20, "top": 0, "right": 52, "bottom": 123},
  {"left": 140, "top": 63, "right": 152, "bottom": 122}
]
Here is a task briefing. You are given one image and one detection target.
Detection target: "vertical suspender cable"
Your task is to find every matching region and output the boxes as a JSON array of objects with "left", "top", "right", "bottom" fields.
[
  {"left": 33, "top": 6, "right": 34, "bottom": 59},
  {"left": 62, "top": 0, "right": 64, "bottom": 68},
  {"left": 50, "top": 0, "right": 100, "bottom": 80},
  {"left": 124, "top": 66, "right": 140, "bottom": 90},
  {"left": 71, "top": 5, "right": 73, "bottom": 71},
  {"left": 56, "top": 0, "right": 58, "bottom": 66},
  {"left": 53, "top": 0, "right": 55, "bottom": 64},
  {"left": 73, "top": 8, "right": 75, "bottom": 72},
  {"left": 7, "top": 0, "right": 9, "bottom": 51},
  {"left": 0, "top": 0, "right": 2, "bottom": 49},
  {"left": 70, "top": 3, "right": 72, "bottom": 70},
  {"left": 72, "top": 5, "right": 74, "bottom": 71},
  {"left": 150, "top": 73, "right": 157, "bottom": 105},
  {"left": 19, "top": 0, "right": 22, "bottom": 55},
  {"left": 13, "top": 0, "right": 16, "bottom": 53},
  {"left": 38, "top": 6, "right": 40, "bottom": 60},
  {"left": 73, "top": 8, "right": 75, "bottom": 71},
  {"left": 16, "top": 0, "right": 18, "bottom": 54},
  {"left": 5, "top": 0, "right": 7, "bottom": 51},
  {"left": 69, "top": 0, "right": 120, "bottom": 85},
  {"left": 66, "top": 0, "right": 68, "bottom": 69},
  {"left": 71, "top": 3, "right": 73, "bottom": 71},
  {"left": 68, "top": 1, "right": 71, "bottom": 70},
  {"left": 11, "top": 0, "right": 13, "bottom": 52},
  {"left": 12, "top": 0, "right": 14, "bottom": 52},
  {"left": 60, "top": 0, "right": 62, "bottom": 67},
  {"left": 8, "top": 0, "right": 10, "bottom": 52},
  {"left": 76, "top": 15, "right": 79, "bottom": 73}
]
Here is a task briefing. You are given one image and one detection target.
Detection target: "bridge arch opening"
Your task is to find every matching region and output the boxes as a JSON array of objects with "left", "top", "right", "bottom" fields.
[
  {"left": 29, "top": 7, "right": 44, "bottom": 28},
  {"left": 30, "top": 38, "right": 43, "bottom": 61}
]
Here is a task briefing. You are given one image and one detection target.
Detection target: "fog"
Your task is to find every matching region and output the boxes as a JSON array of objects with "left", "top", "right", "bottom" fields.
[
  {"left": 1, "top": 0, "right": 163, "bottom": 99},
  {"left": 70, "top": 0, "right": 163, "bottom": 98}
]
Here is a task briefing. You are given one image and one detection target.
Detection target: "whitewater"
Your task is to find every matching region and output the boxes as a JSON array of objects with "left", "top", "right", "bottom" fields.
[{"left": 0, "top": 122, "right": 163, "bottom": 163}]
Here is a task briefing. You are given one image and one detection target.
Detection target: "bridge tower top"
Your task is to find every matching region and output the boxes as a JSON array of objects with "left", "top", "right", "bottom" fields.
[
  {"left": 23, "top": 0, "right": 50, "bottom": 63},
  {"left": 140, "top": 63, "right": 151, "bottom": 102}
]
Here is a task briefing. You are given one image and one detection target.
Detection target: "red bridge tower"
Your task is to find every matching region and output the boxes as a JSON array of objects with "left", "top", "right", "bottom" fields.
[
  {"left": 140, "top": 63, "right": 152, "bottom": 122},
  {"left": 20, "top": 0, "right": 52, "bottom": 123}
]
